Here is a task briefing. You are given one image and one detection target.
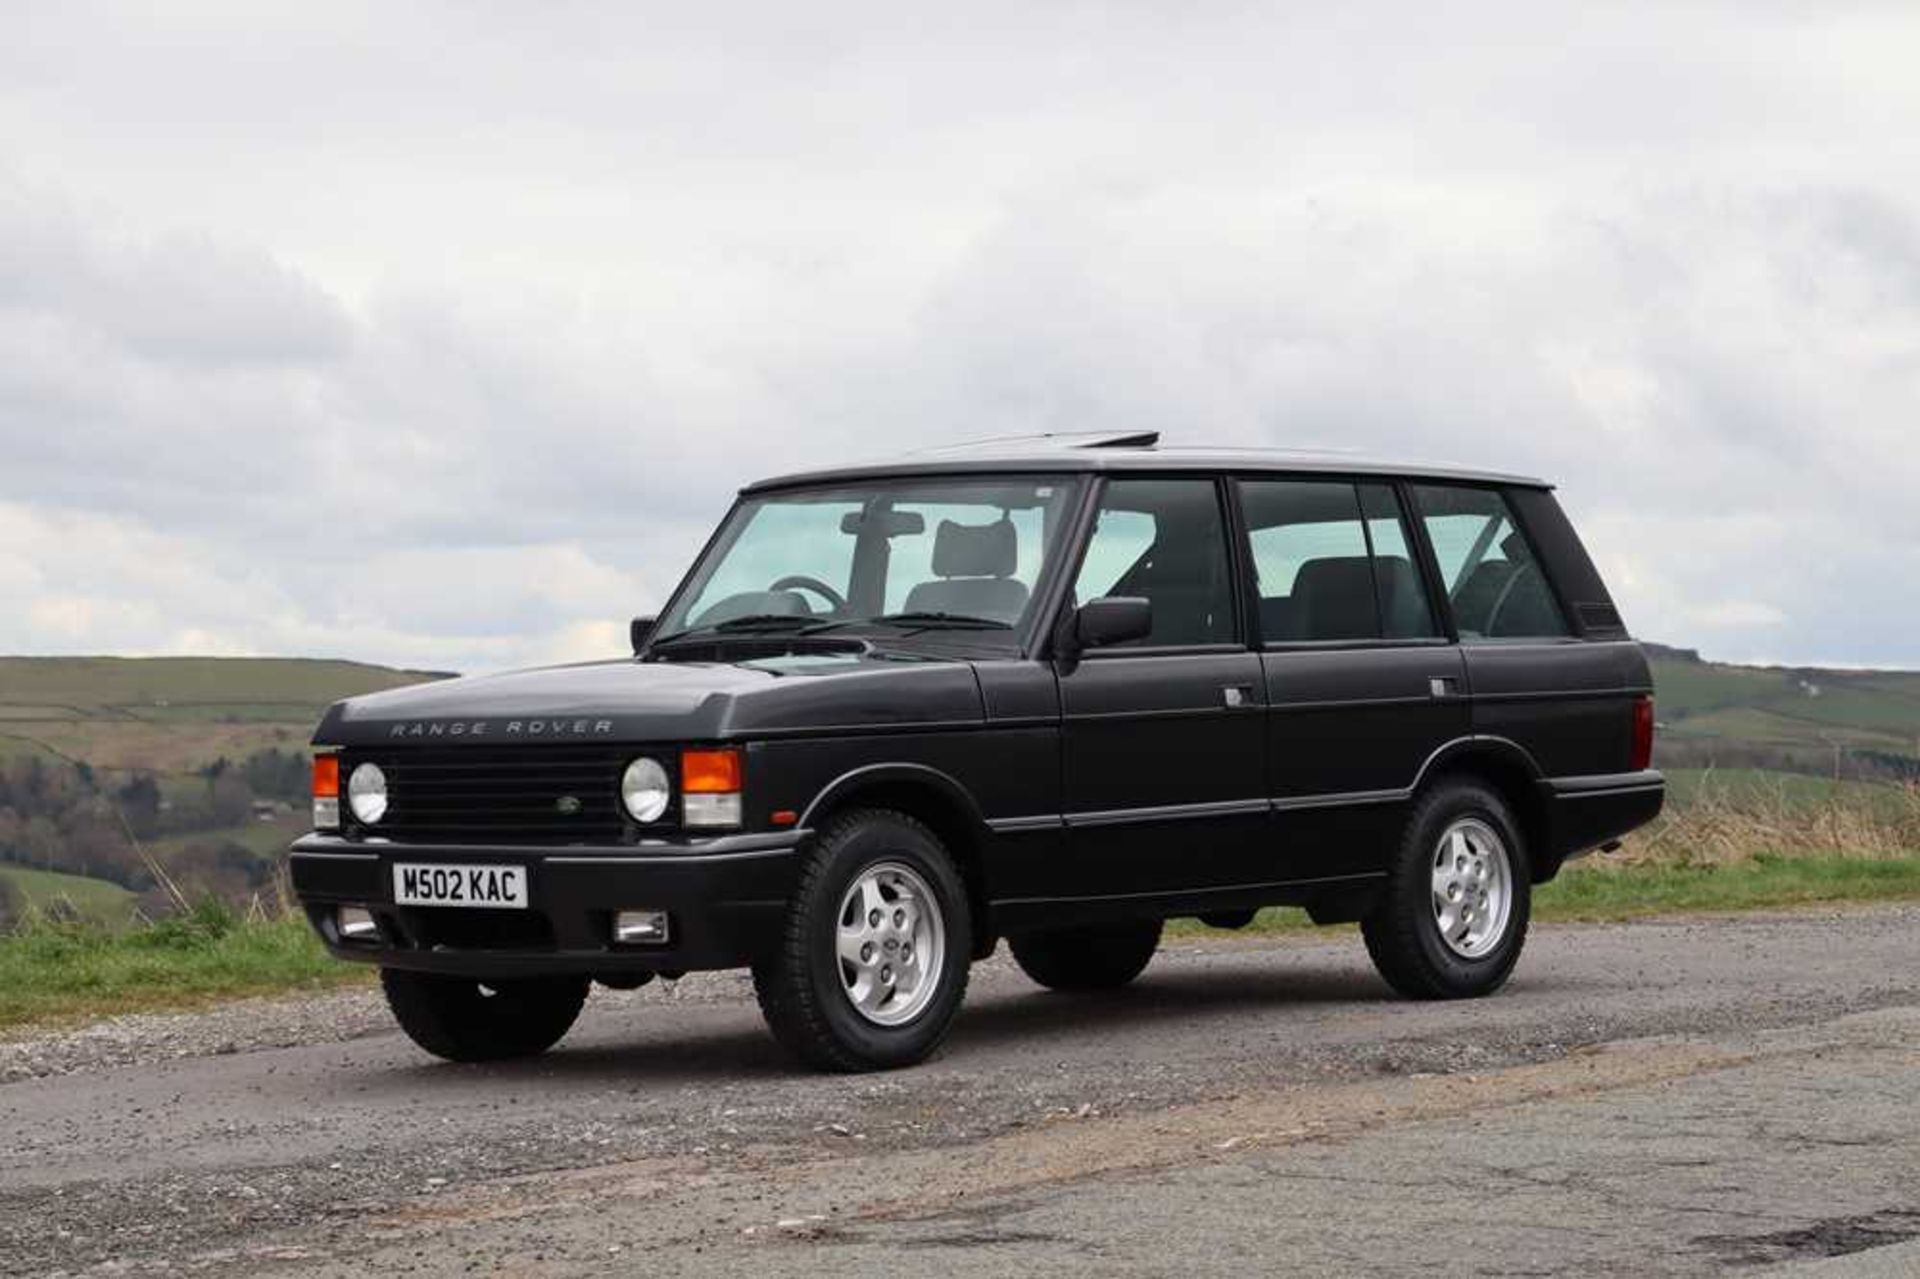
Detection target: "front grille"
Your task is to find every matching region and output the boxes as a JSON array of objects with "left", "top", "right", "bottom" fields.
[{"left": 346, "top": 745, "right": 640, "bottom": 844}]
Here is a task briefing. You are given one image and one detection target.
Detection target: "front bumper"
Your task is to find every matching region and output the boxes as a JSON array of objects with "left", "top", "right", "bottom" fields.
[{"left": 288, "top": 830, "right": 808, "bottom": 977}]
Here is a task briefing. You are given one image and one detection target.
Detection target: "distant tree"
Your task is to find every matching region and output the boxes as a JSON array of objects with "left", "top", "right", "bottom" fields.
[
  {"left": 209, "top": 773, "right": 254, "bottom": 827},
  {"left": 115, "top": 774, "right": 163, "bottom": 838},
  {"left": 0, "top": 877, "right": 22, "bottom": 932},
  {"left": 241, "top": 748, "right": 307, "bottom": 804},
  {"left": 58, "top": 808, "right": 138, "bottom": 884},
  {"left": 0, "top": 806, "right": 20, "bottom": 859},
  {"left": 167, "top": 839, "right": 272, "bottom": 906}
]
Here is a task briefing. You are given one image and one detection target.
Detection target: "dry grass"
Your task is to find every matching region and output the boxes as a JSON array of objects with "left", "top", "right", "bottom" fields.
[{"left": 1621, "top": 773, "right": 1920, "bottom": 867}]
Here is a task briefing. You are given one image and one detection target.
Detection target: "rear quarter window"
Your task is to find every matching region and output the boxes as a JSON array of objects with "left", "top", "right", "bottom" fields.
[{"left": 1409, "top": 484, "right": 1570, "bottom": 641}]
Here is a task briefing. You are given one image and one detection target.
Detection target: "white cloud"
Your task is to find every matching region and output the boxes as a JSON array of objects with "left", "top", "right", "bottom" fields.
[{"left": 0, "top": 2, "right": 1916, "bottom": 670}]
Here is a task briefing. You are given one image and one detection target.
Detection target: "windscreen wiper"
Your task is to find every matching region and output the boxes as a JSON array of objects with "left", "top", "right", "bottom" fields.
[
  {"left": 649, "top": 614, "right": 826, "bottom": 647},
  {"left": 861, "top": 611, "right": 1014, "bottom": 631}
]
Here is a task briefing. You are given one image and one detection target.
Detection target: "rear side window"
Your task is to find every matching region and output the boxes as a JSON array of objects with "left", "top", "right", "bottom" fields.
[
  {"left": 1409, "top": 485, "right": 1570, "bottom": 640},
  {"left": 1073, "top": 479, "right": 1236, "bottom": 647},
  {"left": 1237, "top": 479, "right": 1438, "bottom": 642}
]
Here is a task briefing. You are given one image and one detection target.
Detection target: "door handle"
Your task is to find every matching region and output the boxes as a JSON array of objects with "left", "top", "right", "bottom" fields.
[
  {"left": 1429, "top": 676, "right": 1461, "bottom": 699},
  {"left": 1222, "top": 684, "right": 1255, "bottom": 708}
]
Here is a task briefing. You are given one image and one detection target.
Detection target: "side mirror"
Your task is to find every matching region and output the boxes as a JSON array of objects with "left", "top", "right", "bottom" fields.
[
  {"left": 630, "top": 615, "right": 657, "bottom": 654},
  {"left": 1067, "top": 596, "right": 1152, "bottom": 655}
]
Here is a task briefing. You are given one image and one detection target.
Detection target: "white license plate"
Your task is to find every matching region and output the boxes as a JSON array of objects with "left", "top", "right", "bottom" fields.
[{"left": 392, "top": 863, "right": 529, "bottom": 909}]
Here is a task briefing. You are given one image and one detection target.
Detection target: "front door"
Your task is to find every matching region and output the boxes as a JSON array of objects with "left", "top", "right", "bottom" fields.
[{"left": 1053, "top": 478, "right": 1267, "bottom": 898}]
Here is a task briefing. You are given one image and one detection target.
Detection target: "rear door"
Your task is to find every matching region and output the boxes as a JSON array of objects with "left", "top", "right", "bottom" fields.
[
  {"left": 1243, "top": 477, "right": 1469, "bottom": 882},
  {"left": 1407, "top": 482, "right": 1641, "bottom": 780},
  {"left": 1050, "top": 477, "right": 1268, "bottom": 898}
]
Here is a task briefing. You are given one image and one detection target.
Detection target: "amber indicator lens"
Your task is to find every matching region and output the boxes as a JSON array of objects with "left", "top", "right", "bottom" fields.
[
  {"left": 681, "top": 748, "right": 743, "bottom": 794},
  {"left": 312, "top": 754, "right": 340, "bottom": 798}
]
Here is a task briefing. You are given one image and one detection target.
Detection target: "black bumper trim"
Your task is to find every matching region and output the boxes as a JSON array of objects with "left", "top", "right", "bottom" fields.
[
  {"left": 1546, "top": 769, "right": 1665, "bottom": 797},
  {"left": 1537, "top": 770, "right": 1665, "bottom": 864},
  {"left": 290, "top": 830, "right": 809, "bottom": 974}
]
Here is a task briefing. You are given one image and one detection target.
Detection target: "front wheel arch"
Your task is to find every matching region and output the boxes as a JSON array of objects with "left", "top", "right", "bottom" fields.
[{"left": 800, "top": 768, "right": 997, "bottom": 959}]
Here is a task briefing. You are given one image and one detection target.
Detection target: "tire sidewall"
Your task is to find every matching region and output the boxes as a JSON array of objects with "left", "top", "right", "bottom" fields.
[
  {"left": 1403, "top": 783, "right": 1532, "bottom": 992},
  {"left": 802, "top": 815, "right": 971, "bottom": 1067}
]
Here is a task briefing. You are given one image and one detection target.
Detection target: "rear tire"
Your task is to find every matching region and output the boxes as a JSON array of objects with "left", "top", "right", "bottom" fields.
[
  {"left": 1361, "top": 780, "right": 1531, "bottom": 1000},
  {"left": 752, "top": 809, "right": 972, "bottom": 1072},
  {"left": 1010, "top": 919, "right": 1162, "bottom": 991},
  {"left": 380, "top": 969, "right": 589, "bottom": 1062}
]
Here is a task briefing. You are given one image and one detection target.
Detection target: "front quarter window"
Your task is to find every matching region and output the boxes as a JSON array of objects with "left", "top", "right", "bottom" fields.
[{"left": 655, "top": 477, "right": 1081, "bottom": 643}]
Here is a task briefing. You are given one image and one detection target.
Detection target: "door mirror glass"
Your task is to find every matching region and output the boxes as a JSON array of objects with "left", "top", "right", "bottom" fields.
[
  {"left": 1075, "top": 596, "right": 1153, "bottom": 650},
  {"left": 630, "top": 615, "right": 657, "bottom": 653}
]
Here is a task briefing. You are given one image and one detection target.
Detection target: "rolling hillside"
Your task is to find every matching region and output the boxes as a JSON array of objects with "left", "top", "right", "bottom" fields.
[
  {"left": 0, "top": 657, "right": 451, "bottom": 919},
  {"left": 2, "top": 647, "right": 1916, "bottom": 778},
  {"left": 0, "top": 656, "right": 448, "bottom": 773},
  {"left": 1646, "top": 644, "right": 1920, "bottom": 777},
  {"left": 0, "top": 864, "right": 137, "bottom": 924}
]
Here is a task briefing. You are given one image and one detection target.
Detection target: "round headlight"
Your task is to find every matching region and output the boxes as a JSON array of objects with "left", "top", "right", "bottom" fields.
[
  {"left": 621, "top": 757, "right": 671, "bottom": 823},
  {"left": 347, "top": 762, "right": 388, "bottom": 825}
]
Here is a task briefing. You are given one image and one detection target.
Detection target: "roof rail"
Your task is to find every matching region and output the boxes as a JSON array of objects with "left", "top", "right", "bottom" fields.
[{"left": 910, "top": 431, "right": 1160, "bottom": 455}]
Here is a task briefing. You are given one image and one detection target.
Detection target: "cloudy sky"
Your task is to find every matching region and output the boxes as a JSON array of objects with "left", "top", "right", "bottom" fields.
[{"left": 2, "top": 2, "right": 1916, "bottom": 672}]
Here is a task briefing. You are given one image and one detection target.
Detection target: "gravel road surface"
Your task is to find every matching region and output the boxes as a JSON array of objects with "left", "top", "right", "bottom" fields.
[{"left": 3, "top": 906, "right": 1918, "bottom": 1276}]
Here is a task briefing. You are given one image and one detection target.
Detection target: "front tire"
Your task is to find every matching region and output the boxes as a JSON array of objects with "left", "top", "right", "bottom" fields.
[
  {"left": 1010, "top": 919, "right": 1162, "bottom": 991},
  {"left": 380, "top": 969, "right": 590, "bottom": 1062},
  {"left": 752, "top": 809, "right": 972, "bottom": 1072},
  {"left": 1362, "top": 780, "right": 1531, "bottom": 999}
]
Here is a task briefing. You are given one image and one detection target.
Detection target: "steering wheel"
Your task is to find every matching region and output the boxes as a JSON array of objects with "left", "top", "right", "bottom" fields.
[{"left": 768, "top": 575, "right": 846, "bottom": 613}]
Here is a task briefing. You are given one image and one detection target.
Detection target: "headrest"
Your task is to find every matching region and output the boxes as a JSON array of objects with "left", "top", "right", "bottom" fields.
[
  {"left": 1289, "top": 556, "right": 1380, "bottom": 640},
  {"left": 1501, "top": 531, "right": 1531, "bottom": 563},
  {"left": 1373, "top": 555, "right": 1420, "bottom": 593},
  {"left": 1292, "top": 556, "right": 1377, "bottom": 598},
  {"left": 931, "top": 518, "right": 1017, "bottom": 579}
]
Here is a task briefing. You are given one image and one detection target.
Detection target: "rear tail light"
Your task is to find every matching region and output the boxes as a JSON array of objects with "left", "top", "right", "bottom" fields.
[
  {"left": 681, "top": 748, "right": 743, "bottom": 828},
  {"left": 1631, "top": 696, "right": 1655, "bottom": 772},
  {"left": 313, "top": 754, "right": 341, "bottom": 830}
]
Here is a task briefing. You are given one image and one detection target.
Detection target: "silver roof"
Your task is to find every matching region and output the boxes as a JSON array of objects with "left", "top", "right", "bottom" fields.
[{"left": 743, "top": 434, "right": 1550, "bottom": 493}]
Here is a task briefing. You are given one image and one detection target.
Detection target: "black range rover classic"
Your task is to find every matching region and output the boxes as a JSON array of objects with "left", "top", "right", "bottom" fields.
[{"left": 292, "top": 434, "right": 1663, "bottom": 1071}]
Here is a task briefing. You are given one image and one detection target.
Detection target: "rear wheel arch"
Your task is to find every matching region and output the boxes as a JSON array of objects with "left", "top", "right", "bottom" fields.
[{"left": 1413, "top": 739, "right": 1555, "bottom": 882}]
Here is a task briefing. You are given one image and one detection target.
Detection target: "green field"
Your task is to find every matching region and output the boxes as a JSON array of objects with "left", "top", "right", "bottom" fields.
[
  {"left": 0, "top": 865, "right": 137, "bottom": 923},
  {"left": 0, "top": 655, "right": 446, "bottom": 717},
  {"left": 146, "top": 811, "right": 308, "bottom": 862},
  {"left": 0, "top": 656, "right": 445, "bottom": 774},
  {"left": 1650, "top": 648, "right": 1920, "bottom": 758}
]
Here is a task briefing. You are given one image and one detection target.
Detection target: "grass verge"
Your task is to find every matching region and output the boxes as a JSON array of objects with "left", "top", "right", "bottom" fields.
[
  {"left": 1169, "top": 852, "right": 1920, "bottom": 939},
  {"left": 5, "top": 854, "right": 1917, "bottom": 1035},
  {"left": 0, "top": 902, "right": 369, "bottom": 1034}
]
